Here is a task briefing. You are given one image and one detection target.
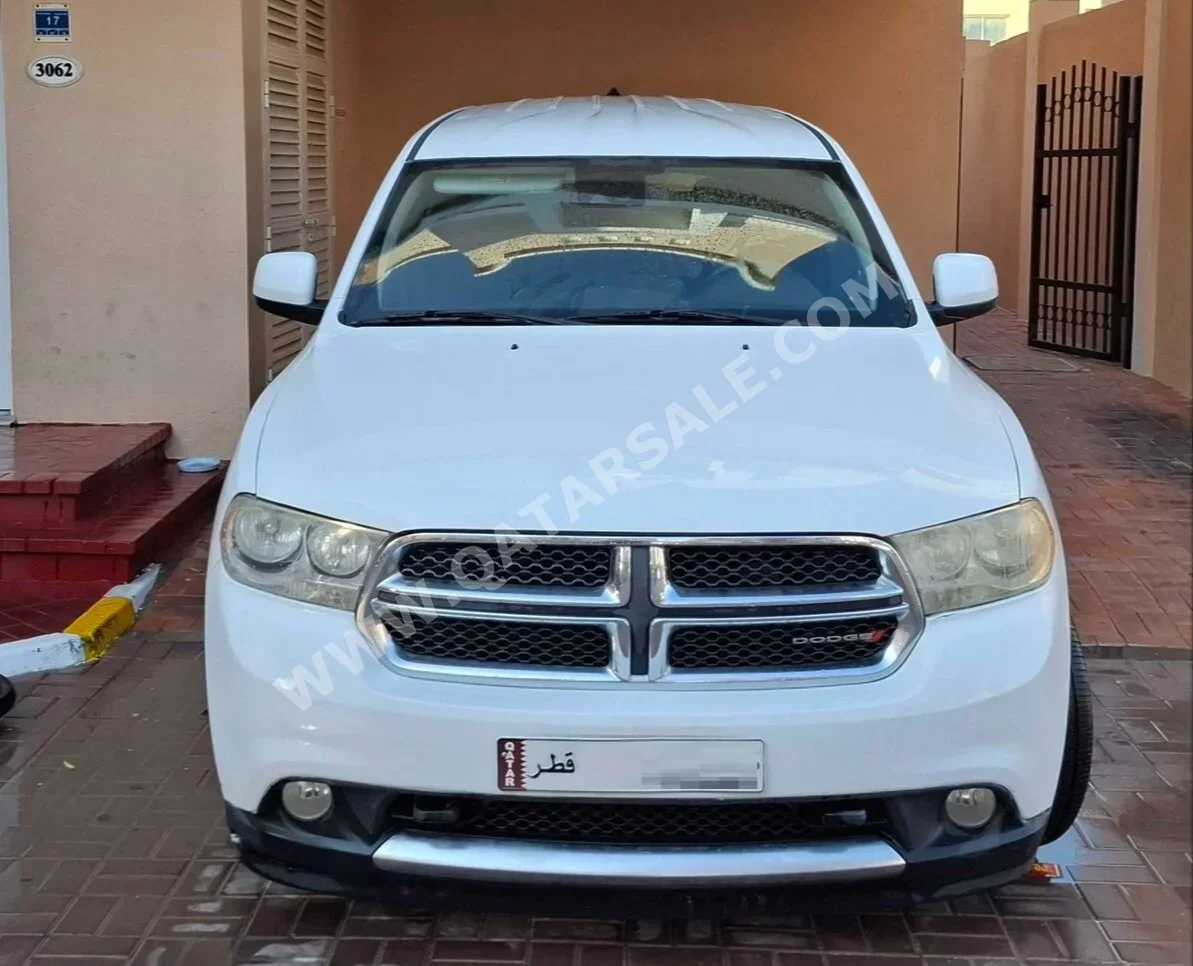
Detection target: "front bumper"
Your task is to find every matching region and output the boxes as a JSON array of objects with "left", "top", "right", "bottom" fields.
[
  {"left": 205, "top": 559, "right": 1071, "bottom": 819},
  {"left": 226, "top": 792, "right": 1049, "bottom": 914}
]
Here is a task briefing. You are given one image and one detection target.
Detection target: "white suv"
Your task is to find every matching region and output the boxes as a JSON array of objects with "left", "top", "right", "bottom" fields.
[{"left": 207, "top": 97, "right": 1091, "bottom": 914}]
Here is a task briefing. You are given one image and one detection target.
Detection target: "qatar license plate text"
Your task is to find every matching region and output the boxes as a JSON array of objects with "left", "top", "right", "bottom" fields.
[{"left": 497, "top": 738, "right": 764, "bottom": 794}]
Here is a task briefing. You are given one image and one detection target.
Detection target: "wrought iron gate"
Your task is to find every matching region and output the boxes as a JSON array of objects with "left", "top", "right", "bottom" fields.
[{"left": 1029, "top": 62, "right": 1143, "bottom": 364}]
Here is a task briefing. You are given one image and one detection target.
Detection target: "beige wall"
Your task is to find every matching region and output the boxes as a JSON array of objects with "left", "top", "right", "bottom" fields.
[
  {"left": 332, "top": 0, "right": 965, "bottom": 295},
  {"left": 1133, "top": 0, "right": 1191, "bottom": 396},
  {"left": 1147, "top": 0, "right": 1191, "bottom": 396},
  {"left": 1038, "top": 0, "right": 1146, "bottom": 79},
  {"left": 960, "top": 35, "right": 1028, "bottom": 313},
  {"left": 2, "top": 0, "right": 253, "bottom": 456}
]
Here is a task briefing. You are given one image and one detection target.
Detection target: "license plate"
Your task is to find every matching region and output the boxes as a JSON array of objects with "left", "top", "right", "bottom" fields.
[{"left": 497, "top": 739, "right": 764, "bottom": 794}]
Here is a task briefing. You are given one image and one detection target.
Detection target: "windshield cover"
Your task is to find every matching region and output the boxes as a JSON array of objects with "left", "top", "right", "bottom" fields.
[{"left": 342, "top": 158, "right": 911, "bottom": 327}]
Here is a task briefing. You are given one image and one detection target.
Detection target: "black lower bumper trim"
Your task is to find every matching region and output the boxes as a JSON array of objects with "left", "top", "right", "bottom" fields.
[{"left": 227, "top": 803, "right": 1047, "bottom": 915}]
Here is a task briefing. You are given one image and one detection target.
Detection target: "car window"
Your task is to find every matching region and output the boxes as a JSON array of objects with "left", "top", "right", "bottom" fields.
[{"left": 343, "top": 158, "right": 910, "bottom": 327}]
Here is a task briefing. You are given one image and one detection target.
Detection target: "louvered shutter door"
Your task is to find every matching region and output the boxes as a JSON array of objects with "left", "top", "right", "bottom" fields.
[
  {"left": 305, "top": 0, "right": 328, "bottom": 57},
  {"left": 263, "top": 0, "right": 334, "bottom": 380},
  {"left": 266, "top": 0, "right": 300, "bottom": 49},
  {"left": 304, "top": 67, "right": 332, "bottom": 301}
]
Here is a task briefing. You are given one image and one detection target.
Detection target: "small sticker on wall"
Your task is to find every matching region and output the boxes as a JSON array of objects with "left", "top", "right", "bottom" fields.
[
  {"left": 28, "top": 56, "right": 81, "bottom": 87},
  {"left": 34, "top": 3, "right": 71, "bottom": 43}
]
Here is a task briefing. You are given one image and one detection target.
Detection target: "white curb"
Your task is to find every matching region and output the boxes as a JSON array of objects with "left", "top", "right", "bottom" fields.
[
  {"left": 0, "top": 633, "right": 87, "bottom": 677},
  {"left": 0, "top": 564, "right": 162, "bottom": 680},
  {"left": 108, "top": 563, "right": 162, "bottom": 615}
]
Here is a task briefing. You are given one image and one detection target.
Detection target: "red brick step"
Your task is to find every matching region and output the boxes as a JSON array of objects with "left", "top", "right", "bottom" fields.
[
  {"left": 0, "top": 423, "right": 171, "bottom": 528},
  {"left": 0, "top": 423, "right": 224, "bottom": 600}
]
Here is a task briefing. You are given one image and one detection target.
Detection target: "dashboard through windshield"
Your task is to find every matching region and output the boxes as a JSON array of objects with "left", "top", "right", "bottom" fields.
[{"left": 342, "top": 157, "right": 911, "bottom": 328}]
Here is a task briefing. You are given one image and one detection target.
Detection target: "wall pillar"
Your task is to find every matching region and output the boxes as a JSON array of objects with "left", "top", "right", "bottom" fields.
[
  {"left": 1015, "top": 0, "right": 1080, "bottom": 316},
  {"left": 0, "top": 24, "right": 11, "bottom": 416},
  {"left": 1130, "top": 0, "right": 1192, "bottom": 395}
]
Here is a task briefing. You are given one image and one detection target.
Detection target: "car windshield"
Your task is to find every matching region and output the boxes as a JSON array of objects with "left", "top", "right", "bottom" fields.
[{"left": 342, "top": 157, "right": 911, "bottom": 327}]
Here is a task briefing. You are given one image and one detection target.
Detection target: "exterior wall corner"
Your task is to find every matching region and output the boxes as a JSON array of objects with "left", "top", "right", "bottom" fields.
[{"left": 2, "top": 0, "right": 257, "bottom": 455}]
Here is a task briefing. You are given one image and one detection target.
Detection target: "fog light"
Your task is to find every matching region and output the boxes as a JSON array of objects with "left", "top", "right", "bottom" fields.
[
  {"left": 945, "top": 787, "right": 997, "bottom": 830},
  {"left": 281, "top": 780, "right": 333, "bottom": 822}
]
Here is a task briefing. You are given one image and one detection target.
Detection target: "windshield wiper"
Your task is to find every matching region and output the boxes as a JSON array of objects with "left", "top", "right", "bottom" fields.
[
  {"left": 349, "top": 310, "right": 585, "bottom": 327},
  {"left": 570, "top": 309, "right": 777, "bottom": 326}
]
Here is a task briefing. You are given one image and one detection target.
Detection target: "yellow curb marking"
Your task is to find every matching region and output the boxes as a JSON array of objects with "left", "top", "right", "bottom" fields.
[{"left": 64, "top": 596, "right": 136, "bottom": 662}]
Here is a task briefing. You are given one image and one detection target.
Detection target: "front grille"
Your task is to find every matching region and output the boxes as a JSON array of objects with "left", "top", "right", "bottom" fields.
[
  {"left": 394, "top": 617, "right": 610, "bottom": 668},
  {"left": 399, "top": 542, "right": 611, "bottom": 589},
  {"left": 391, "top": 794, "right": 888, "bottom": 845},
  {"left": 667, "top": 545, "right": 882, "bottom": 590},
  {"left": 667, "top": 616, "right": 898, "bottom": 671},
  {"left": 366, "top": 534, "right": 918, "bottom": 685}
]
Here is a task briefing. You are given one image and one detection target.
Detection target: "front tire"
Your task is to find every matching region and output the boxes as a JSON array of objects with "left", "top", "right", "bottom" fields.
[{"left": 1041, "top": 626, "right": 1093, "bottom": 844}]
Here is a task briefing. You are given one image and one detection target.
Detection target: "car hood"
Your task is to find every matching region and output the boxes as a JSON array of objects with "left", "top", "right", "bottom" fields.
[{"left": 254, "top": 324, "right": 1019, "bottom": 538}]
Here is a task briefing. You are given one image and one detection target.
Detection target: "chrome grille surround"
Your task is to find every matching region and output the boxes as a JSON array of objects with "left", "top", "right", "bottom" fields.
[
  {"left": 375, "top": 534, "right": 631, "bottom": 609},
  {"left": 357, "top": 534, "right": 924, "bottom": 689}
]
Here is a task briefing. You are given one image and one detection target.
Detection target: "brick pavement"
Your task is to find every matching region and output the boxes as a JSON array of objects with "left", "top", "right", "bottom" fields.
[{"left": 0, "top": 633, "right": 1188, "bottom": 964}]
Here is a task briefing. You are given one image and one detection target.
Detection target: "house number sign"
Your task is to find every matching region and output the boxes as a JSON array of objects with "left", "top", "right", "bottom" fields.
[
  {"left": 28, "top": 55, "right": 81, "bottom": 87},
  {"left": 34, "top": 3, "right": 71, "bottom": 42}
]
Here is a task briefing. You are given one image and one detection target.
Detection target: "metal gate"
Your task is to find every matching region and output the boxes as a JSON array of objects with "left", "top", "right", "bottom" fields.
[{"left": 1029, "top": 62, "right": 1143, "bottom": 364}]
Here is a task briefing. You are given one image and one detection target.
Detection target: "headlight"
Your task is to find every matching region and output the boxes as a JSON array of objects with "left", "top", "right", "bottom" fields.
[
  {"left": 220, "top": 494, "right": 387, "bottom": 609},
  {"left": 892, "top": 499, "right": 1055, "bottom": 615},
  {"left": 307, "top": 523, "right": 375, "bottom": 578}
]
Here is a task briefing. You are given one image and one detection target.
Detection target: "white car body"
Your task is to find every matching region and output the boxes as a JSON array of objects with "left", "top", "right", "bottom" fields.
[{"left": 207, "top": 97, "right": 1072, "bottom": 912}]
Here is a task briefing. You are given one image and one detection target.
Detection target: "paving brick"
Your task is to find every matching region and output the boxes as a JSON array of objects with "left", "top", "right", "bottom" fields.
[
  {"left": 528, "top": 943, "right": 579, "bottom": 966},
  {"left": 578, "top": 946, "right": 627, "bottom": 966},
  {"left": 1050, "top": 918, "right": 1120, "bottom": 961},
  {"left": 36, "top": 934, "right": 139, "bottom": 957},
  {"left": 1003, "top": 918, "right": 1068, "bottom": 959},
  {"left": 0, "top": 937, "right": 40, "bottom": 966},
  {"left": 1112, "top": 940, "right": 1193, "bottom": 964},
  {"left": 331, "top": 938, "right": 385, "bottom": 966},
  {"left": 432, "top": 939, "right": 527, "bottom": 962},
  {"left": 914, "top": 933, "right": 1016, "bottom": 957},
  {"left": 1078, "top": 883, "right": 1138, "bottom": 920},
  {"left": 244, "top": 896, "right": 304, "bottom": 937},
  {"left": 535, "top": 919, "right": 624, "bottom": 942},
  {"left": 628, "top": 947, "right": 721, "bottom": 966},
  {"left": 377, "top": 940, "right": 431, "bottom": 965}
]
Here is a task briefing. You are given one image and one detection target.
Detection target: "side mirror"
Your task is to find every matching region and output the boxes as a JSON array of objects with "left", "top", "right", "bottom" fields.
[
  {"left": 253, "top": 252, "right": 325, "bottom": 325},
  {"left": 928, "top": 253, "right": 998, "bottom": 326}
]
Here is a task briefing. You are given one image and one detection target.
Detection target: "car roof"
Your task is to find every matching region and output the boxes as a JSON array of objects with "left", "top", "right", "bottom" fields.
[{"left": 413, "top": 96, "right": 836, "bottom": 163}]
